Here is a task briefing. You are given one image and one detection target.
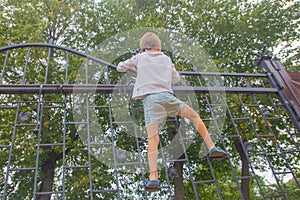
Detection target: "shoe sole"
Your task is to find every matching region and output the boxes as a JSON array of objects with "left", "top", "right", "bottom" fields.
[
  {"left": 146, "top": 187, "right": 159, "bottom": 192},
  {"left": 209, "top": 151, "right": 227, "bottom": 161},
  {"left": 146, "top": 184, "right": 159, "bottom": 192}
]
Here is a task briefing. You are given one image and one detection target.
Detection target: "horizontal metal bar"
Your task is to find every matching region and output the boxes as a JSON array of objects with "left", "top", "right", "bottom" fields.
[
  {"left": 112, "top": 121, "right": 135, "bottom": 125},
  {"left": 9, "top": 167, "right": 35, "bottom": 171},
  {"left": 35, "top": 191, "right": 62, "bottom": 195},
  {"left": 0, "top": 106, "right": 17, "bottom": 109},
  {"left": 237, "top": 175, "right": 256, "bottom": 179},
  {"left": 273, "top": 171, "right": 292, "bottom": 175},
  {"left": 64, "top": 165, "right": 89, "bottom": 169},
  {"left": 179, "top": 71, "right": 268, "bottom": 77},
  {"left": 0, "top": 145, "right": 10, "bottom": 149},
  {"left": 248, "top": 152, "right": 266, "bottom": 157},
  {"left": 181, "top": 136, "right": 198, "bottom": 141},
  {"left": 264, "top": 194, "right": 285, "bottom": 199},
  {"left": 233, "top": 117, "right": 251, "bottom": 121},
  {"left": 35, "top": 143, "right": 65, "bottom": 147},
  {"left": 283, "top": 149, "right": 300, "bottom": 154},
  {"left": 0, "top": 84, "right": 278, "bottom": 94},
  {"left": 223, "top": 135, "right": 241, "bottom": 138},
  {"left": 88, "top": 105, "right": 110, "bottom": 109},
  {"left": 117, "top": 162, "right": 141, "bottom": 166},
  {"left": 65, "top": 121, "right": 87, "bottom": 125},
  {"left": 44, "top": 106, "right": 65, "bottom": 109},
  {"left": 166, "top": 159, "right": 187, "bottom": 163},
  {"left": 92, "top": 189, "right": 118, "bottom": 193},
  {"left": 16, "top": 123, "right": 36, "bottom": 127},
  {"left": 194, "top": 179, "right": 215, "bottom": 184},
  {"left": 257, "top": 134, "right": 273, "bottom": 138},
  {"left": 90, "top": 142, "right": 113, "bottom": 146}
]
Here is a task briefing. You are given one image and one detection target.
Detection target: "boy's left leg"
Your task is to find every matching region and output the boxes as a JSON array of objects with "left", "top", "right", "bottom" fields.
[
  {"left": 177, "top": 105, "right": 215, "bottom": 149},
  {"left": 177, "top": 105, "right": 227, "bottom": 160}
]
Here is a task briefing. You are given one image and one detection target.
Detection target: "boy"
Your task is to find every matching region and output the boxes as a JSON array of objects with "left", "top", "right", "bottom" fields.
[{"left": 117, "top": 32, "right": 227, "bottom": 192}]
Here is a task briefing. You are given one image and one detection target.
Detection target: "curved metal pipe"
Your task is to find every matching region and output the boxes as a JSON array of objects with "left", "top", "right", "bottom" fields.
[{"left": 0, "top": 43, "right": 117, "bottom": 69}]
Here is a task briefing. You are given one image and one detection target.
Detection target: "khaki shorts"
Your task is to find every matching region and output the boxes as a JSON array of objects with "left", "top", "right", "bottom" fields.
[{"left": 143, "top": 92, "right": 185, "bottom": 126}]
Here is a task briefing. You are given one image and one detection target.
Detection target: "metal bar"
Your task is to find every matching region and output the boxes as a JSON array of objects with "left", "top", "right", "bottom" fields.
[
  {"left": 36, "top": 191, "right": 62, "bottom": 195},
  {"left": 2, "top": 95, "right": 22, "bottom": 200},
  {"left": 33, "top": 85, "right": 44, "bottom": 199},
  {"left": 236, "top": 86, "right": 267, "bottom": 199},
  {"left": 260, "top": 94, "right": 300, "bottom": 191},
  {"left": 92, "top": 189, "right": 118, "bottom": 193},
  {"left": 0, "top": 145, "right": 10, "bottom": 149},
  {"left": 260, "top": 58, "right": 300, "bottom": 132},
  {"left": 177, "top": 119, "right": 199, "bottom": 200},
  {"left": 0, "top": 84, "right": 279, "bottom": 94},
  {"left": 0, "top": 49, "right": 9, "bottom": 84},
  {"left": 252, "top": 94, "right": 290, "bottom": 200},
  {"left": 193, "top": 75, "right": 225, "bottom": 199},
  {"left": 9, "top": 167, "right": 36, "bottom": 171},
  {"left": 21, "top": 47, "right": 31, "bottom": 84},
  {"left": 158, "top": 130, "right": 173, "bottom": 198},
  {"left": 179, "top": 71, "right": 268, "bottom": 77},
  {"left": 0, "top": 43, "right": 271, "bottom": 79},
  {"left": 44, "top": 45, "right": 51, "bottom": 84},
  {"left": 85, "top": 93, "right": 94, "bottom": 200},
  {"left": 128, "top": 98, "right": 148, "bottom": 199},
  {"left": 209, "top": 96, "right": 237, "bottom": 199},
  {"left": 1, "top": 43, "right": 299, "bottom": 199},
  {"left": 64, "top": 165, "right": 89, "bottom": 169},
  {"left": 223, "top": 74, "right": 263, "bottom": 199},
  {"left": 194, "top": 180, "right": 216, "bottom": 184},
  {"left": 90, "top": 142, "right": 113, "bottom": 146},
  {"left": 61, "top": 94, "right": 68, "bottom": 199},
  {"left": 166, "top": 158, "right": 188, "bottom": 163},
  {"left": 15, "top": 123, "right": 36, "bottom": 126},
  {"left": 35, "top": 143, "right": 64, "bottom": 147},
  {"left": 0, "top": 43, "right": 117, "bottom": 69},
  {"left": 65, "top": 121, "right": 87, "bottom": 125},
  {"left": 107, "top": 96, "right": 121, "bottom": 199},
  {"left": 116, "top": 162, "right": 141, "bottom": 166},
  {"left": 65, "top": 52, "right": 69, "bottom": 84}
]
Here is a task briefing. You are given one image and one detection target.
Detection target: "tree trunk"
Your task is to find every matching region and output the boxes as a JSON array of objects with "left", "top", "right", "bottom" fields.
[
  {"left": 235, "top": 140, "right": 250, "bottom": 200},
  {"left": 174, "top": 161, "right": 184, "bottom": 200},
  {"left": 37, "top": 152, "right": 57, "bottom": 200}
]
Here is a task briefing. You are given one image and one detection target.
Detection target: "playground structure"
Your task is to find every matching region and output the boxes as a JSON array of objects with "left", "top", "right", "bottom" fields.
[{"left": 0, "top": 43, "right": 299, "bottom": 199}]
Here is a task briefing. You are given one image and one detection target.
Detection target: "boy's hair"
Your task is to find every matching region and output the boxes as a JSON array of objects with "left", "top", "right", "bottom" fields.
[{"left": 139, "top": 32, "right": 161, "bottom": 52}]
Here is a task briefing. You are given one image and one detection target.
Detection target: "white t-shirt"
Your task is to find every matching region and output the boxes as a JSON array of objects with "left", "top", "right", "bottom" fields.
[{"left": 117, "top": 51, "right": 180, "bottom": 99}]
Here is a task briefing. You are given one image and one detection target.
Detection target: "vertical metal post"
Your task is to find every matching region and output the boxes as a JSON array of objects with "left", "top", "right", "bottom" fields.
[
  {"left": 255, "top": 48, "right": 300, "bottom": 133},
  {"left": 0, "top": 50, "right": 9, "bottom": 84}
]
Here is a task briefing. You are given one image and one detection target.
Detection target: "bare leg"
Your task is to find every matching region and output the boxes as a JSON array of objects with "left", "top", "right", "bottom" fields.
[
  {"left": 146, "top": 123, "right": 160, "bottom": 180},
  {"left": 178, "top": 105, "right": 215, "bottom": 150}
]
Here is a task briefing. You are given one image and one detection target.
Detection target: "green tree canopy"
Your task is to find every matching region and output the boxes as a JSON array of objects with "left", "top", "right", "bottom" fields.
[{"left": 0, "top": 0, "right": 299, "bottom": 199}]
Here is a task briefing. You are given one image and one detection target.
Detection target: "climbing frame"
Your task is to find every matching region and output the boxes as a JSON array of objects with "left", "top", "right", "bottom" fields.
[{"left": 0, "top": 43, "right": 299, "bottom": 199}]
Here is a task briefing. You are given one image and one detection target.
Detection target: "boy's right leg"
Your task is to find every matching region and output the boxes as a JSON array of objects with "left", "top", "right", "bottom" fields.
[{"left": 146, "top": 122, "right": 160, "bottom": 181}]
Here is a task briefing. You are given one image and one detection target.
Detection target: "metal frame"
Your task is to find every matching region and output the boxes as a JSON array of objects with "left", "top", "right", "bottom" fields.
[{"left": 0, "top": 43, "right": 299, "bottom": 200}]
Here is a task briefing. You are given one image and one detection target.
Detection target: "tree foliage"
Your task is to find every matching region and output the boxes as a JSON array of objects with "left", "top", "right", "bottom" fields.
[{"left": 0, "top": 0, "right": 299, "bottom": 199}]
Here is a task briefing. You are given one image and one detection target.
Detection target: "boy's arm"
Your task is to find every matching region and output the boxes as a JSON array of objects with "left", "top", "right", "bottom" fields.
[
  {"left": 117, "top": 63, "right": 138, "bottom": 78},
  {"left": 117, "top": 55, "right": 138, "bottom": 73},
  {"left": 172, "top": 65, "right": 181, "bottom": 84}
]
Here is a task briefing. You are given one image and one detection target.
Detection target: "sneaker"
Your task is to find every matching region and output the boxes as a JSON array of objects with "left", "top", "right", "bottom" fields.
[
  {"left": 208, "top": 146, "right": 227, "bottom": 161},
  {"left": 145, "top": 178, "right": 160, "bottom": 192}
]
